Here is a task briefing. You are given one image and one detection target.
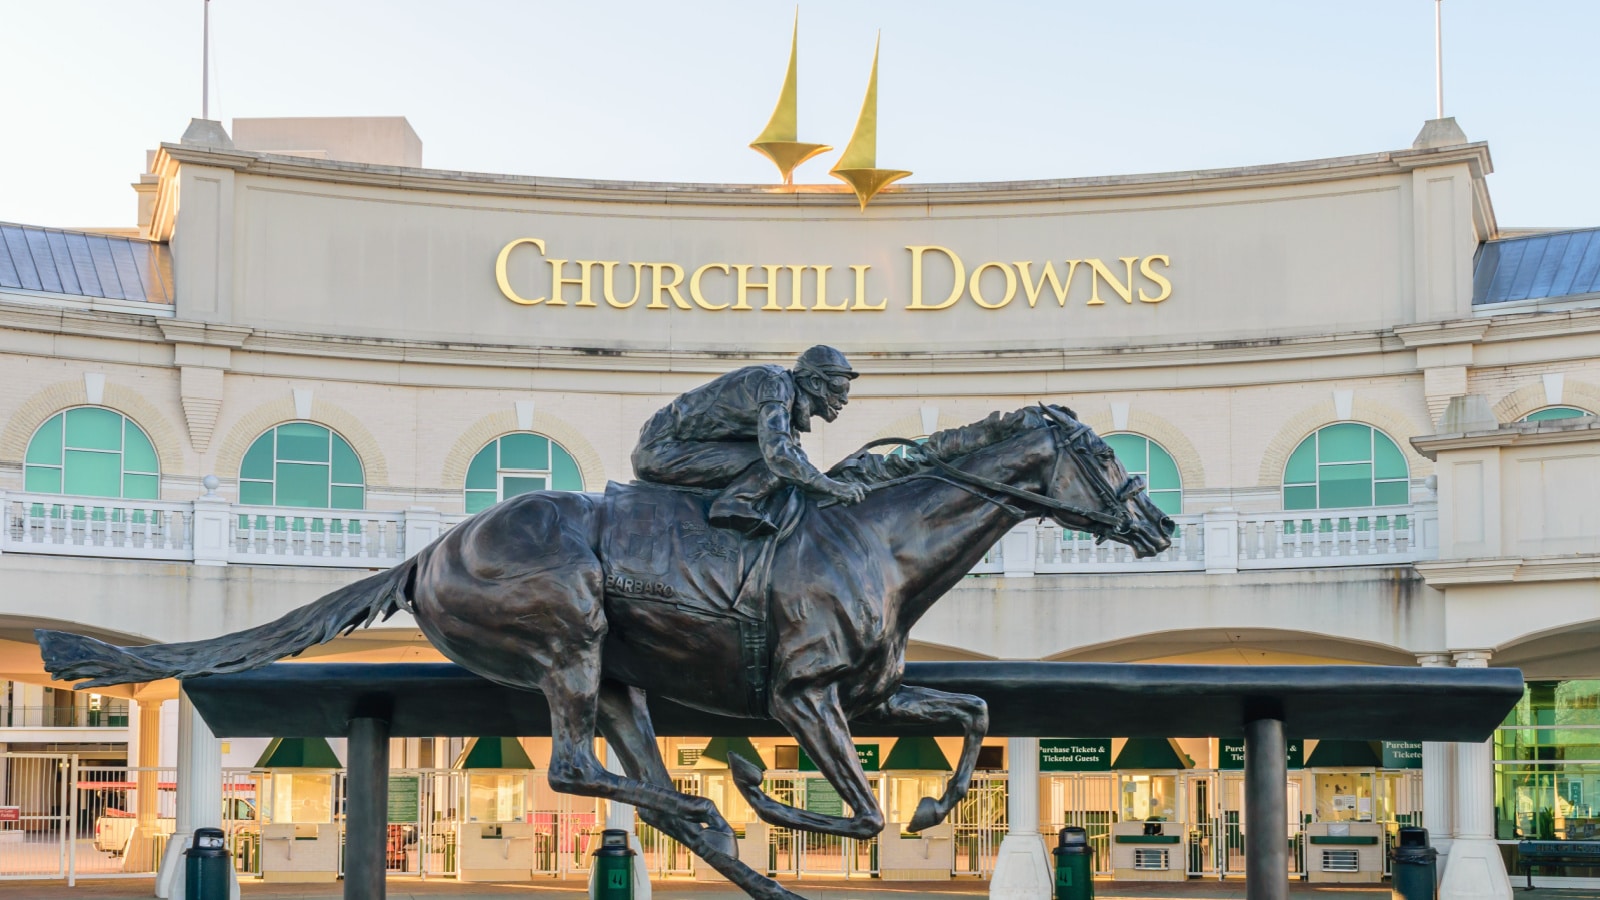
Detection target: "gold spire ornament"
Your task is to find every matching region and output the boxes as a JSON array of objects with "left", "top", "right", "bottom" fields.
[
  {"left": 830, "top": 35, "right": 911, "bottom": 210},
  {"left": 749, "top": 11, "right": 832, "bottom": 185}
]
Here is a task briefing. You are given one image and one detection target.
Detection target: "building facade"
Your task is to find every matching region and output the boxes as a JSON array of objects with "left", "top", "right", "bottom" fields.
[{"left": 0, "top": 116, "right": 1596, "bottom": 895}]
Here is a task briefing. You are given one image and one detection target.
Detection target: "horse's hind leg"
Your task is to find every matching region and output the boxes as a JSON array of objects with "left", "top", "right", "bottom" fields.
[
  {"left": 597, "top": 682, "right": 804, "bottom": 900},
  {"left": 538, "top": 642, "right": 733, "bottom": 843},
  {"left": 728, "top": 684, "right": 885, "bottom": 839}
]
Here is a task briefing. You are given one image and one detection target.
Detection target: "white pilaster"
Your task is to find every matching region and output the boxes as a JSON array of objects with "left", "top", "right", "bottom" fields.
[
  {"left": 403, "top": 507, "right": 442, "bottom": 559},
  {"left": 1438, "top": 650, "right": 1511, "bottom": 900},
  {"left": 191, "top": 490, "right": 231, "bottom": 567},
  {"left": 989, "top": 737, "right": 1051, "bottom": 900},
  {"left": 1203, "top": 508, "right": 1240, "bottom": 574},
  {"left": 1001, "top": 526, "right": 1037, "bottom": 579},
  {"left": 1417, "top": 653, "right": 1455, "bottom": 863}
]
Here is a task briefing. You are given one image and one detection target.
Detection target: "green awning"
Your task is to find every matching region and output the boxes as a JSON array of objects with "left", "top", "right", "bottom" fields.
[
  {"left": 882, "top": 737, "right": 953, "bottom": 772},
  {"left": 255, "top": 737, "right": 341, "bottom": 769},
  {"left": 454, "top": 737, "right": 535, "bottom": 770},
  {"left": 1112, "top": 738, "right": 1193, "bottom": 770},
  {"left": 697, "top": 737, "right": 767, "bottom": 772},
  {"left": 1305, "top": 740, "right": 1382, "bottom": 768}
]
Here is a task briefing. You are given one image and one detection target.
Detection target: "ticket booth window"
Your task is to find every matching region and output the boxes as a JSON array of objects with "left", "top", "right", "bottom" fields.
[
  {"left": 269, "top": 773, "right": 334, "bottom": 824},
  {"left": 1121, "top": 774, "right": 1178, "bottom": 822},
  {"left": 468, "top": 774, "right": 527, "bottom": 823},
  {"left": 1313, "top": 774, "right": 1374, "bottom": 823}
]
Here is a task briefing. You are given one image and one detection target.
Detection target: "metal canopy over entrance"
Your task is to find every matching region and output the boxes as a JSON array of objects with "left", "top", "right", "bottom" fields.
[{"left": 183, "top": 660, "right": 1521, "bottom": 900}]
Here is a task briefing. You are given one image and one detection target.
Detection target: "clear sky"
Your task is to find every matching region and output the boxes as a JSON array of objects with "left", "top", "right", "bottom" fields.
[{"left": 4, "top": 0, "right": 1597, "bottom": 229}]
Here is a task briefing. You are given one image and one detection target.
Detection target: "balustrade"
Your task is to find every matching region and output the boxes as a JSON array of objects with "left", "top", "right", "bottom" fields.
[{"left": 0, "top": 489, "right": 1437, "bottom": 576}]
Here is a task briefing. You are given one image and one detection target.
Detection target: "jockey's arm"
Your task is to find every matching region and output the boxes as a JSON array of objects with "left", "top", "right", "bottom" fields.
[{"left": 756, "top": 402, "right": 865, "bottom": 504}]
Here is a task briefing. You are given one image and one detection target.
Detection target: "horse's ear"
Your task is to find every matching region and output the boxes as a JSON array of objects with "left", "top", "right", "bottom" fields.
[{"left": 1038, "top": 403, "right": 1077, "bottom": 426}]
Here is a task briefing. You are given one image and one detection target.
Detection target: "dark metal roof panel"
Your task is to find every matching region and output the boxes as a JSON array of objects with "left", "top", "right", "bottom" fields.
[
  {"left": 0, "top": 222, "right": 172, "bottom": 304},
  {"left": 1477, "top": 227, "right": 1600, "bottom": 305}
]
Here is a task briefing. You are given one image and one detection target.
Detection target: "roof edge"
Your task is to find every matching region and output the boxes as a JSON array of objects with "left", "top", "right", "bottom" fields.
[{"left": 154, "top": 141, "right": 1495, "bottom": 207}]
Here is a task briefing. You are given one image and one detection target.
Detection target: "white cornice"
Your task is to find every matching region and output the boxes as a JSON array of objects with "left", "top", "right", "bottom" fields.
[
  {"left": 1410, "top": 419, "right": 1600, "bottom": 459},
  {"left": 1415, "top": 555, "right": 1600, "bottom": 586},
  {"left": 151, "top": 142, "right": 1495, "bottom": 209}
]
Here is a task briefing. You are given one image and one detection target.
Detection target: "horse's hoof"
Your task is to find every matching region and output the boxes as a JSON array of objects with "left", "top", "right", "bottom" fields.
[
  {"left": 701, "top": 825, "right": 738, "bottom": 860},
  {"left": 907, "top": 796, "right": 943, "bottom": 833},
  {"left": 727, "top": 751, "right": 764, "bottom": 790}
]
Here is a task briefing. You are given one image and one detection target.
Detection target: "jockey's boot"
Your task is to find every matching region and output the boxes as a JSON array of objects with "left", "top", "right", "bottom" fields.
[{"left": 709, "top": 465, "right": 782, "bottom": 537}]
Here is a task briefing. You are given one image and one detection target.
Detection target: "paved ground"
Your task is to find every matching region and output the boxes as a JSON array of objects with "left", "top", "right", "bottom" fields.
[{"left": 0, "top": 880, "right": 1593, "bottom": 900}]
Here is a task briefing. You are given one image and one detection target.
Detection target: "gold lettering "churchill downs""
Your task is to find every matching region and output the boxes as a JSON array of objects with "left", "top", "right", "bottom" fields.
[{"left": 495, "top": 239, "right": 1172, "bottom": 312}]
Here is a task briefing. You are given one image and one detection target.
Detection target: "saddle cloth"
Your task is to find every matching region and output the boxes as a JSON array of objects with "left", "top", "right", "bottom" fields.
[{"left": 598, "top": 481, "right": 803, "bottom": 623}]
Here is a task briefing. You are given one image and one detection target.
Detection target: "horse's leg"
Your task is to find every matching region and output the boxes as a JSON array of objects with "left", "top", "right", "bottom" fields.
[
  {"left": 727, "top": 685, "right": 885, "bottom": 839},
  {"left": 535, "top": 607, "right": 735, "bottom": 848},
  {"left": 596, "top": 682, "right": 805, "bottom": 900},
  {"left": 861, "top": 684, "right": 989, "bottom": 832}
]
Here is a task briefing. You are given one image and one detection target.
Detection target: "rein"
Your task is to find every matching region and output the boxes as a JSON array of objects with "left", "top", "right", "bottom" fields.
[{"left": 842, "top": 415, "right": 1140, "bottom": 538}]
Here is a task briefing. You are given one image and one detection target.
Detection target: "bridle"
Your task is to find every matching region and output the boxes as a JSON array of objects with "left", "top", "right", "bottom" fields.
[{"left": 852, "top": 406, "right": 1146, "bottom": 541}]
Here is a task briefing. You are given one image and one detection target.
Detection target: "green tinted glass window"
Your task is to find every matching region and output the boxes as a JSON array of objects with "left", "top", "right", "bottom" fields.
[
  {"left": 241, "top": 434, "right": 275, "bottom": 480},
  {"left": 122, "top": 473, "right": 159, "bottom": 500},
  {"left": 123, "top": 422, "right": 158, "bottom": 473},
  {"left": 65, "top": 407, "right": 124, "bottom": 452},
  {"left": 1281, "top": 424, "right": 1410, "bottom": 510},
  {"left": 500, "top": 433, "right": 549, "bottom": 470},
  {"left": 276, "top": 423, "right": 331, "bottom": 463},
  {"left": 1373, "top": 432, "right": 1407, "bottom": 480},
  {"left": 25, "top": 466, "right": 62, "bottom": 494},
  {"left": 237, "top": 423, "right": 366, "bottom": 510},
  {"left": 466, "top": 447, "right": 497, "bottom": 490},
  {"left": 1103, "top": 434, "right": 1183, "bottom": 516},
  {"left": 331, "top": 436, "right": 363, "bottom": 485},
  {"left": 26, "top": 415, "right": 62, "bottom": 464},
  {"left": 463, "top": 433, "right": 584, "bottom": 512},
  {"left": 23, "top": 407, "right": 161, "bottom": 500},
  {"left": 1522, "top": 407, "right": 1592, "bottom": 422}
]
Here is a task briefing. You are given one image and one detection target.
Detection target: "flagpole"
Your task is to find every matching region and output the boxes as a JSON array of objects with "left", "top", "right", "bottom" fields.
[
  {"left": 1440, "top": 0, "right": 1452, "bottom": 118},
  {"left": 202, "top": 0, "right": 211, "bottom": 119}
]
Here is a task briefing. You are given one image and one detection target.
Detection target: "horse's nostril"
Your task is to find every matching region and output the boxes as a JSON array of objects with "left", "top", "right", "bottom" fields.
[{"left": 1160, "top": 516, "right": 1176, "bottom": 536}]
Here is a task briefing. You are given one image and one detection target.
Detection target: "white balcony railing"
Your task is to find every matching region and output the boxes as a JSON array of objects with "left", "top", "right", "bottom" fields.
[
  {"left": 969, "top": 503, "right": 1438, "bottom": 577},
  {"left": 0, "top": 489, "right": 1437, "bottom": 576}
]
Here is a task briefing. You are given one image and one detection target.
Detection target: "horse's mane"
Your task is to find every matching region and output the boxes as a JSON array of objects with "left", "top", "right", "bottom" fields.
[{"left": 830, "top": 405, "right": 1076, "bottom": 486}]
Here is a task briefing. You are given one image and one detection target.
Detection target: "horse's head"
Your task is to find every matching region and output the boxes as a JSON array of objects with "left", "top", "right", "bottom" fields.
[{"left": 1037, "top": 404, "right": 1175, "bottom": 558}]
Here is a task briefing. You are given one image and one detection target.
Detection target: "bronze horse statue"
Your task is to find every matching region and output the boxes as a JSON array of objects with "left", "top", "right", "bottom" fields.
[{"left": 38, "top": 403, "right": 1171, "bottom": 900}]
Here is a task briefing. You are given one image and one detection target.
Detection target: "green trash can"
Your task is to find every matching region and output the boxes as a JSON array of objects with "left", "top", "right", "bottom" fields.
[
  {"left": 184, "top": 827, "right": 231, "bottom": 900},
  {"left": 1054, "top": 826, "right": 1094, "bottom": 900},
  {"left": 591, "top": 828, "right": 636, "bottom": 900},
  {"left": 1390, "top": 826, "right": 1437, "bottom": 900}
]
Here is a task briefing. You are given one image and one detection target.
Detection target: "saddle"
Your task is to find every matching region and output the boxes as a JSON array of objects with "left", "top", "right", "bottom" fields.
[{"left": 598, "top": 481, "right": 805, "bottom": 715}]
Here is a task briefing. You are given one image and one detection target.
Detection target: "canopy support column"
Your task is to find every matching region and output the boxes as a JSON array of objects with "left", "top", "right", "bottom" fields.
[
  {"left": 346, "top": 716, "right": 391, "bottom": 900},
  {"left": 1244, "top": 716, "right": 1288, "bottom": 900}
]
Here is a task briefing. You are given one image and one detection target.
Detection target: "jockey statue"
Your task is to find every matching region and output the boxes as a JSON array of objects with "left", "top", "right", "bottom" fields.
[{"left": 631, "top": 345, "right": 869, "bottom": 536}]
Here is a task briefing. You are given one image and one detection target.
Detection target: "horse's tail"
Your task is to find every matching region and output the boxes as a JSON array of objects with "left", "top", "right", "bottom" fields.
[{"left": 36, "top": 557, "right": 419, "bottom": 688}]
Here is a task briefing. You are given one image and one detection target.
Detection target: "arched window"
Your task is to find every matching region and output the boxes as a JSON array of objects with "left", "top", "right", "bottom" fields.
[
  {"left": 1282, "top": 423, "right": 1409, "bottom": 510},
  {"left": 24, "top": 407, "right": 159, "bottom": 499},
  {"left": 1104, "top": 433, "right": 1183, "bottom": 516},
  {"left": 464, "top": 433, "right": 583, "bottom": 513},
  {"left": 1521, "top": 406, "right": 1593, "bottom": 422},
  {"left": 239, "top": 423, "right": 365, "bottom": 509}
]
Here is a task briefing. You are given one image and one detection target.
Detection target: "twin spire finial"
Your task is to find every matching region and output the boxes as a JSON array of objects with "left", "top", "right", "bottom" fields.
[{"left": 747, "top": 14, "right": 911, "bottom": 209}]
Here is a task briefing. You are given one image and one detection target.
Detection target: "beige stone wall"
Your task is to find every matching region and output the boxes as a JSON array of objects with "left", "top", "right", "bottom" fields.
[{"left": 154, "top": 144, "right": 1492, "bottom": 356}]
